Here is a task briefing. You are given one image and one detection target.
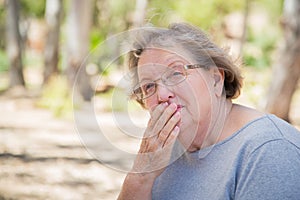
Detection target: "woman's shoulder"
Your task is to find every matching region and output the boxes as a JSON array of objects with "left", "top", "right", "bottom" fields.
[
  {"left": 230, "top": 104, "right": 299, "bottom": 134},
  {"left": 263, "top": 114, "right": 300, "bottom": 147},
  {"left": 225, "top": 104, "right": 300, "bottom": 151},
  {"left": 201, "top": 104, "right": 300, "bottom": 161}
]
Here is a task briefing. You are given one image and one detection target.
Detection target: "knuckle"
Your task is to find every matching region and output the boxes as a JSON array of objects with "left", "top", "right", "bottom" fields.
[
  {"left": 155, "top": 120, "right": 164, "bottom": 129},
  {"left": 151, "top": 103, "right": 164, "bottom": 114},
  {"left": 170, "top": 116, "right": 179, "bottom": 123},
  {"left": 160, "top": 129, "right": 168, "bottom": 137},
  {"left": 164, "top": 109, "right": 173, "bottom": 116},
  {"left": 168, "top": 132, "right": 176, "bottom": 140},
  {"left": 149, "top": 142, "right": 159, "bottom": 151},
  {"left": 157, "top": 134, "right": 166, "bottom": 144}
]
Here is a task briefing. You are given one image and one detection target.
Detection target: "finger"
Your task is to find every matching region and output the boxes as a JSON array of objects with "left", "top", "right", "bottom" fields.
[
  {"left": 139, "top": 117, "right": 180, "bottom": 153},
  {"left": 163, "top": 125, "right": 180, "bottom": 147},
  {"left": 149, "top": 101, "right": 168, "bottom": 113},
  {"left": 152, "top": 103, "right": 177, "bottom": 134},
  {"left": 139, "top": 136, "right": 158, "bottom": 153},
  {"left": 138, "top": 139, "right": 149, "bottom": 153},
  {"left": 157, "top": 111, "right": 181, "bottom": 146},
  {"left": 148, "top": 102, "right": 168, "bottom": 126}
]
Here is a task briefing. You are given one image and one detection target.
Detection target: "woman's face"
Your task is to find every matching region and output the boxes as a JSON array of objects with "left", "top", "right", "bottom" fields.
[{"left": 137, "top": 48, "right": 222, "bottom": 152}]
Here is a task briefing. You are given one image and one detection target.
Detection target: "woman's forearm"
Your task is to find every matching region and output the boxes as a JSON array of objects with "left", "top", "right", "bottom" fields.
[{"left": 117, "top": 173, "right": 156, "bottom": 200}]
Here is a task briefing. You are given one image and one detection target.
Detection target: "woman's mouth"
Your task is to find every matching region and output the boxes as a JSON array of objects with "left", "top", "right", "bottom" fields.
[{"left": 176, "top": 105, "right": 184, "bottom": 112}]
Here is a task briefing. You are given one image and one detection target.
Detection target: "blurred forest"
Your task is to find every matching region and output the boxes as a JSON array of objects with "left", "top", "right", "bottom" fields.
[
  {"left": 1, "top": 0, "right": 299, "bottom": 121},
  {"left": 0, "top": 0, "right": 300, "bottom": 199}
]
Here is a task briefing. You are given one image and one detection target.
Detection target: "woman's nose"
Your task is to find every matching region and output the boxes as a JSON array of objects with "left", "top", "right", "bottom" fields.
[{"left": 156, "top": 84, "right": 175, "bottom": 103}]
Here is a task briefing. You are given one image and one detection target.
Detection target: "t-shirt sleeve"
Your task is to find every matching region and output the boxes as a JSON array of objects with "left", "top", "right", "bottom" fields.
[{"left": 235, "top": 139, "right": 300, "bottom": 200}]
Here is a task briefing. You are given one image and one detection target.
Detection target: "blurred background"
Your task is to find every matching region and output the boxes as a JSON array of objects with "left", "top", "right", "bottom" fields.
[{"left": 0, "top": 0, "right": 299, "bottom": 199}]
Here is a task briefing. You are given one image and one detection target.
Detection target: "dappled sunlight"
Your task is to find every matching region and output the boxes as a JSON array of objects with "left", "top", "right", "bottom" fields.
[{"left": 1, "top": 0, "right": 300, "bottom": 199}]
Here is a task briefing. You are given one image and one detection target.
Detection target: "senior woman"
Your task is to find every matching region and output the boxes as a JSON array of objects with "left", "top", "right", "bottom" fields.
[{"left": 118, "top": 23, "right": 300, "bottom": 200}]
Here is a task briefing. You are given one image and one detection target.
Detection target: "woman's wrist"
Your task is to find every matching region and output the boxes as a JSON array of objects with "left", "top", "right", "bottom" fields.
[
  {"left": 118, "top": 173, "right": 155, "bottom": 200},
  {"left": 125, "top": 172, "right": 156, "bottom": 187}
]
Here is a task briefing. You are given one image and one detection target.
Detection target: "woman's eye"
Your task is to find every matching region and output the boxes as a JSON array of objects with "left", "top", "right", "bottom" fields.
[
  {"left": 173, "top": 71, "right": 184, "bottom": 76},
  {"left": 143, "top": 83, "right": 155, "bottom": 93}
]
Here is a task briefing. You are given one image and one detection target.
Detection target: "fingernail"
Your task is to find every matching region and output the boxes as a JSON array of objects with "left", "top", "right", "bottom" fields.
[
  {"left": 170, "top": 103, "right": 177, "bottom": 109},
  {"left": 163, "top": 102, "right": 168, "bottom": 107},
  {"left": 174, "top": 126, "right": 180, "bottom": 133}
]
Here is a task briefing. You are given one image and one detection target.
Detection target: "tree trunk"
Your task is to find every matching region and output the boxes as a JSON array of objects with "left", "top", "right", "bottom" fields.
[
  {"left": 66, "top": 0, "right": 93, "bottom": 101},
  {"left": 238, "top": 0, "right": 250, "bottom": 57},
  {"left": 132, "top": 0, "right": 148, "bottom": 27},
  {"left": 5, "top": 0, "right": 25, "bottom": 87},
  {"left": 43, "top": 0, "right": 62, "bottom": 83},
  {"left": 265, "top": 0, "right": 300, "bottom": 122}
]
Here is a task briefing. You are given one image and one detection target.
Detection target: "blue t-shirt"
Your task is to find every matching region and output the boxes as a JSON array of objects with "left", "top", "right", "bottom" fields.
[{"left": 152, "top": 115, "right": 300, "bottom": 200}]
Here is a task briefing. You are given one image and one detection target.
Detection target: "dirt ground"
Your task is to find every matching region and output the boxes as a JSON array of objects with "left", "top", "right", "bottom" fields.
[{"left": 0, "top": 93, "right": 132, "bottom": 200}]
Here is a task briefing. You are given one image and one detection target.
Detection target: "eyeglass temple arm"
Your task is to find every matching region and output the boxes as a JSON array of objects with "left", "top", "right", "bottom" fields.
[{"left": 184, "top": 64, "right": 210, "bottom": 70}]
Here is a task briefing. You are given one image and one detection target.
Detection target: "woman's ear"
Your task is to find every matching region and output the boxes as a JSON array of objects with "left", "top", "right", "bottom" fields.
[{"left": 212, "top": 68, "right": 225, "bottom": 97}]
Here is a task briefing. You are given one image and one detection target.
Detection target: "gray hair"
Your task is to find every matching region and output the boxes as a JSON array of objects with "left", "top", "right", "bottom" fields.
[{"left": 128, "top": 23, "right": 243, "bottom": 106}]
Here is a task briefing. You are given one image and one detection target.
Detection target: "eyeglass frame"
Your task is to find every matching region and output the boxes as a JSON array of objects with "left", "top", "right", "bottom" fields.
[{"left": 131, "top": 64, "right": 210, "bottom": 102}]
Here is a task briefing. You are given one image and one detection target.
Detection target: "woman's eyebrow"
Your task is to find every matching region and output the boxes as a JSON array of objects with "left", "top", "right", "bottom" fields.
[
  {"left": 165, "top": 55, "right": 187, "bottom": 66},
  {"left": 167, "top": 60, "right": 186, "bottom": 67},
  {"left": 137, "top": 69, "right": 155, "bottom": 82}
]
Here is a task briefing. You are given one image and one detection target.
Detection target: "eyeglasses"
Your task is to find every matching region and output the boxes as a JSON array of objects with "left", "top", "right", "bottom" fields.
[{"left": 132, "top": 64, "right": 208, "bottom": 101}]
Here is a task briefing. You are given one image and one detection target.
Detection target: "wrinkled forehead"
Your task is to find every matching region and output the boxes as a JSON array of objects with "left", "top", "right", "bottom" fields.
[
  {"left": 137, "top": 47, "right": 192, "bottom": 66},
  {"left": 136, "top": 47, "right": 192, "bottom": 77}
]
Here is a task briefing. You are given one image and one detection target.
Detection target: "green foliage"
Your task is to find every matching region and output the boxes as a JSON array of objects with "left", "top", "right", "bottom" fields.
[
  {"left": 37, "top": 75, "right": 73, "bottom": 118},
  {"left": 99, "top": 87, "right": 123, "bottom": 112},
  {"left": 97, "top": 87, "right": 141, "bottom": 112},
  {"left": 0, "top": 0, "right": 286, "bottom": 112},
  {"left": 20, "top": 0, "right": 46, "bottom": 18},
  {"left": 242, "top": 0, "right": 283, "bottom": 69},
  {"left": 147, "top": 0, "right": 244, "bottom": 30},
  {"left": 255, "top": 0, "right": 283, "bottom": 18},
  {"left": 24, "top": 51, "right": 44, "bottom": 69},
  {"left": 90, "top": 28, "right": 105, "bottom": 50},
  {"left": 244, "top": 25, "right": 280, "bottom": 69},
  {"left": 0, "top": 2, "right": 6, "bottom": 49},
  {"left": 234, "top": 67, "right": 272, "bottom": 109},
  {"left": 174, "top": 0, "right": 243, "bottom": 30},
  {"left": 0, "top": 50, "right": 9, "bottom": 72},
  {"left": 144, "top": 0, "right": 176, "bottom": 27},
  {"left": 89, "top": 0, "right": 135, "bottom": 73},
  {"left": 93, "top": 0, "right": 134, "bottom": 34}
]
